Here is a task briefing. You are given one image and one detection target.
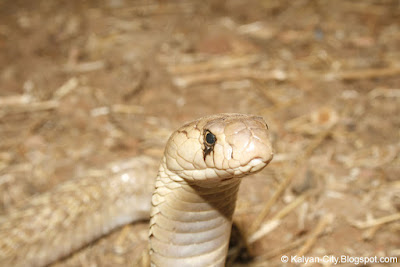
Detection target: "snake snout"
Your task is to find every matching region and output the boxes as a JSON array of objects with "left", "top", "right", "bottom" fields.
[
  {"left": 234, "top": 125, "right": 273, "bottom": 171},
  {"left": 240, "top": 143, "right": 273, "bottom": 174}
]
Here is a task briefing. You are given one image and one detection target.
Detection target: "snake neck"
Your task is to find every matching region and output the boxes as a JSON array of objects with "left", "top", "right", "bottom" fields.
[{"left": 149, "top": 157, "right": 241, "bottom": 267}]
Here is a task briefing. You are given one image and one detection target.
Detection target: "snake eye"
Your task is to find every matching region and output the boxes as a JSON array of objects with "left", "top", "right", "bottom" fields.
[
  {"left": 203, "top": 130, "right": 216, "bottom": 160},
  {"left": 205, "top": 131, "right": 216, "bottom": 146}
]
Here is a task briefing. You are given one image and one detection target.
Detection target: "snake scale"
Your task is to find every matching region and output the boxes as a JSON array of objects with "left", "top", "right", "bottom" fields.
[{"left": 0, "top": 113, "right": 273, "bottom": 267}]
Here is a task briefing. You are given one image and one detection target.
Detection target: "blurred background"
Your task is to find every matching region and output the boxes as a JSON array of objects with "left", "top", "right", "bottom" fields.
[{"left": 0, "top": 0, "right": 399, "bottom": 266}]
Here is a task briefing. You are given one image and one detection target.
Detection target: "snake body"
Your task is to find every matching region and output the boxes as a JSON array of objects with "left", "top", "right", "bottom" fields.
[
  {"left": 0, "top": 113, "right": 273, "bottom": 267},
  {"left": 150, "top": 114, "right": 273, "bottom": 266},
  {"left": 0, "top": 156, "right": 157, "bottom": 266}
]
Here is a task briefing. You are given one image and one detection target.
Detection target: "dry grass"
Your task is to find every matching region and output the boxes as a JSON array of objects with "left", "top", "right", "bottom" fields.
[{"left": 0, "top": 0, "right": 399, "bottom": 266}]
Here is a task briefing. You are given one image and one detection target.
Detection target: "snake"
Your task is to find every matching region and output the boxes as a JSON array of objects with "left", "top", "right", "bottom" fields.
[{"left": 0, "top": 113, "right": 273, "bottom": 267}]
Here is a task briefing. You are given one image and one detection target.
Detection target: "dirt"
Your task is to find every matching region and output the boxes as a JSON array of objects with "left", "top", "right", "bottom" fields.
[{"left": 0, "top": 0, "right": 399, "bottom": 266}]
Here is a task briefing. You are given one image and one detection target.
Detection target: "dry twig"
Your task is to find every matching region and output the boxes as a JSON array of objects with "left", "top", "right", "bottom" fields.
[
  {"left": 249, "top": 191, "right": 313, "bottom": 243},
  {"left": 63, "top": 61, "right": 105, "bottom": 73},
  {"left": 0, "top": 100, "right": 59, "bottom": 117},
  {"left": 247, "top": 126, "right": 334, "bottom": 237},
  {"left": 325, "top": 66, "right": 400, "bottom": 81},
  {"left": 350, "top": 212, "right": 400, "bottom": 229},
  {"left": 167, "top": 55, "right": 261, "bottom": 75},
  {"left": 295, "top": 213, "right": 334, "bottom": 256},
  {"left": 0, "top": 95, "right": 31, "bottom": 107},
  {"left": 252, "top": 236, "right": 310, "bottom": 265},
  {"left": 173, "top": 68, "right": 287, "bottom": 88}
]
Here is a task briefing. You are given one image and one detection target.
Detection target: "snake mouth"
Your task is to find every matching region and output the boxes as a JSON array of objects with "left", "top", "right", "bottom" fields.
[
  {"left": 248, "top": 154, "right": 273, "bottom": 173},
  {"left": 212, "top": 155, "right": 273, "bottom": 183},
  {"left": 249, "top": 157, "right": 264, "bottom": 166},
  {"left": 251, "top": 153, "right": 273, "bottom": 165}
]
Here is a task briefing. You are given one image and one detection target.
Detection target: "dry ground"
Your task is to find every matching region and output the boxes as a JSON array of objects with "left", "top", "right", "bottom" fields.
[{"left": 0, "top": 0, "right": 399, "bottom": 266}]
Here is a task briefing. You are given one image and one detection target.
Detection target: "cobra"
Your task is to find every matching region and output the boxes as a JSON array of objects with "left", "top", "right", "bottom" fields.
[{"left": 0, "top": 113, "right": 273, "bottom": 267}]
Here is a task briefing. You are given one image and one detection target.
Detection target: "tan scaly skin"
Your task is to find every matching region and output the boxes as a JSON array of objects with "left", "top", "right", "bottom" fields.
[
  {"left": 150, "top": 113, "right": 273, "bottom": 266},
  {"left": 0, "top": 113, "right": 273, "bottom": 267}
]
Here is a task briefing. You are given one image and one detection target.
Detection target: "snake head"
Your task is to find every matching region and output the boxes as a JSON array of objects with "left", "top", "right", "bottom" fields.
[{"left": 164, "top": 113, "right": 273, "bottom": 184}]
